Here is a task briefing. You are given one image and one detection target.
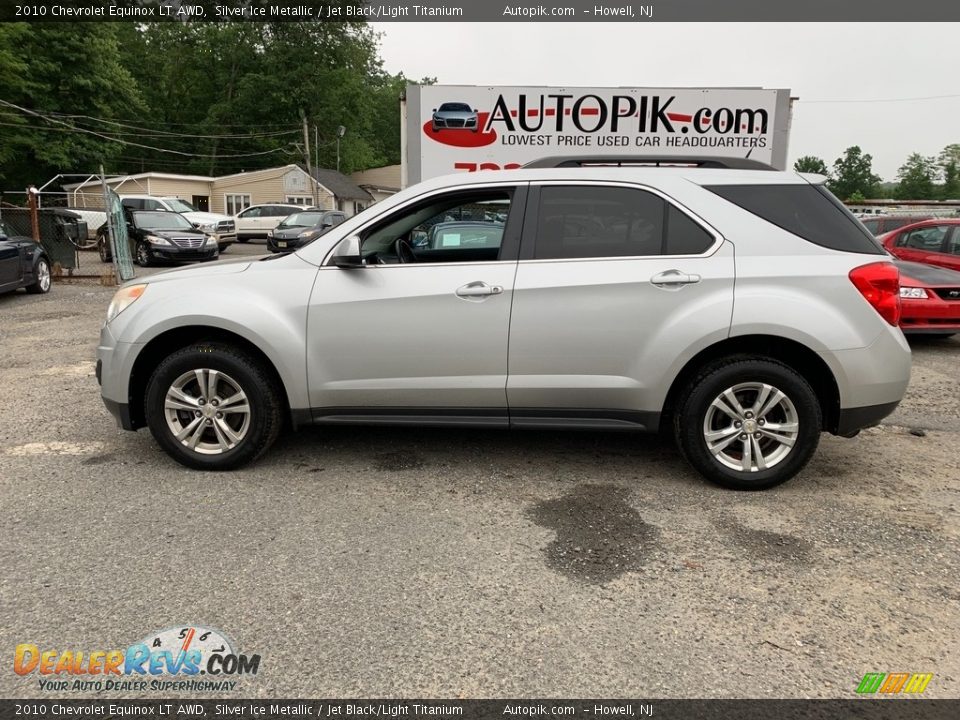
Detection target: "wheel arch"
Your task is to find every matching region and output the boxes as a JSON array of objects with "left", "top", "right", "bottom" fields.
[
  {"left": 660, "top": 334, "right": 841, "bottom": 434},
  {"left": 126, "top": 326, "right": 292, "bottom": 431}
]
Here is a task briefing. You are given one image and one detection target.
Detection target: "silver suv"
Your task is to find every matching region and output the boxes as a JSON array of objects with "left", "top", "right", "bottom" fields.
[{"left": 97, "top": 156, "right": 911, "bottom": 490}]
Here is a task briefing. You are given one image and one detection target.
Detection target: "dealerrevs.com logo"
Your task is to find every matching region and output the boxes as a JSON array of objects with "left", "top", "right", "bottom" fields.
[{"left": 14, "top": 625, "right": 260, "bottom": 692}]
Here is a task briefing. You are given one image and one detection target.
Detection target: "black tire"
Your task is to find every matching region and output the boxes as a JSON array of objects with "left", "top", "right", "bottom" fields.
[
  {"left": 672, "top": 358, "right": 821, "bottom": 491},
  {"left": 25, "top": 257, "right": 52, "bottom": 294},
  {"left": 98, "top": 233, "right": 111, "bottom": 263},
  {"left": 134, "top": 240, "right": 151, "bottom": 267},
  {"left": 145, "top": 343, "right": 283, "bottom": 470}
]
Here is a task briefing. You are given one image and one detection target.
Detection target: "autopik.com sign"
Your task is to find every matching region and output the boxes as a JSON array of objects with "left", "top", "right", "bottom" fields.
[{"left": 403, "top": 85, "right": 793, "bottom": 184}]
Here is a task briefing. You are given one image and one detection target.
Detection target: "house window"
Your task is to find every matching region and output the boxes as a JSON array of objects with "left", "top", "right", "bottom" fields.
[
  {"left": 353, "top": 202, "right": 365, "bottom": 215},
  {"left": 225, "top": 194, "right": 251, "bottom": 216},
  {"left": 285, "top": 196, "right": 314, "bottom": 206}
]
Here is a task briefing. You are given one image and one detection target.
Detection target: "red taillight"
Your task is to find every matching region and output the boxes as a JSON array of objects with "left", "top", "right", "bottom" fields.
[{"left": 849, "top": 262, "right": 901, "bottom": 326}]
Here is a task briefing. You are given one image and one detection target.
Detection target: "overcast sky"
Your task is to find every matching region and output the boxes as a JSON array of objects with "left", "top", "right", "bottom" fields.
[{"left": 375, "top": 22, "right": 959, "bottom": 181}]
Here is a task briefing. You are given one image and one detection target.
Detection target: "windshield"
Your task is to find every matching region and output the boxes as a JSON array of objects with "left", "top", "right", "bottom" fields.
[
  {"left": 164, "top": 198, "right": 196, "bottom": 213},
  {"left": 133, "top": 211, "right": 195, "bottom": 230},
  {"left": 439, "top": 103, "right": 472, "bottom": 112},
  {"left": 278, "top": 212, "right": 323, "bottom": 228}
]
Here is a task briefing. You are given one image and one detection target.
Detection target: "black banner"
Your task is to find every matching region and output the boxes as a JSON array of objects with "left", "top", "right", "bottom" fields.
[
  {"left": 3, "top": 0, "right": 960, "bottom": 23},
  {"left": 1, "top": 700, "right": 960, "bottom": 720}
]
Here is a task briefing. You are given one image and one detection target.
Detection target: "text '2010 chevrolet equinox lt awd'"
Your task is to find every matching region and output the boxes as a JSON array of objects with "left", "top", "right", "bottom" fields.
[{"left": 97, "top": 156, "right": 911, "bottom": 490}]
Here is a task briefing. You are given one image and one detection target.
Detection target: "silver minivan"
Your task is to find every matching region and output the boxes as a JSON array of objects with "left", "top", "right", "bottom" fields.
[{"left": 97, "top": 157, "right": 911, "bottom": 489}]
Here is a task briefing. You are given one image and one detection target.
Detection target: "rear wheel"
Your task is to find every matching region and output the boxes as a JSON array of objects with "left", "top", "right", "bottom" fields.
[
  {"left": 145, "top": 343, "right": 283, "bottom": 470},
  {"left": 98, "top": 232, "right": 111, "bottom": 263},
  {"left": 673, "top": 358, "right": 821, "bottom": 490}
]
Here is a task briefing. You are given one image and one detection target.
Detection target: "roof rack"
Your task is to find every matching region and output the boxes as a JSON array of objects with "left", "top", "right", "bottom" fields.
[{"left": 522, "top": 155, "right": 776, "bottom": 171}]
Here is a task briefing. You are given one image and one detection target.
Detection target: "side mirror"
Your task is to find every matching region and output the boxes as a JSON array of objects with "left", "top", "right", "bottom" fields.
[{"left": 332, "top": 235, "right": 364, "bottom": 268}]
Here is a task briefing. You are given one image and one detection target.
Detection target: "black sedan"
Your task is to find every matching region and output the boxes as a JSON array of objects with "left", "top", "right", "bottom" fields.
[
  {"left": 99, "top": 210, "right": 218, "bottom": 267},
  {"left": 267, "top": 210, "right": 346, "bottom": 253},
  {"left": 0, "top": 220, "right": 52, "bottom": 295}
]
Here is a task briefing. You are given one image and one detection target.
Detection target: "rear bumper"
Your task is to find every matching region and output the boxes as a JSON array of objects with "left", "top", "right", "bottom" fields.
[
  {"left": 103, "top": 397, "right": 136, "bottom": 431},
  {"left": 835, "top": 400, "right": 900, "bottom": 437}
]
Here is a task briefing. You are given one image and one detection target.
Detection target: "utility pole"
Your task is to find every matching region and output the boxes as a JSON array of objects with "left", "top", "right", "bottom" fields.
[{"left": 301, "top": 111, "right": 317, "bottom": 206}]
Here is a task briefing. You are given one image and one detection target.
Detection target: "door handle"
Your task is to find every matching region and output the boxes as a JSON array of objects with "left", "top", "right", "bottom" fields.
[
  {"left": 456, "top": 282, "right": 503, "bottom": 298},
  {"left": 651, "top": 270, "right": 702, "bottom": 287}
]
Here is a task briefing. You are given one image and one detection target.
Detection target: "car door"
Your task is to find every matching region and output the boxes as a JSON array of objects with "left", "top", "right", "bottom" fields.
[
  {"left": 235, "top": 206, "right": 262, "bottom": 237},
  {"left": 896, "top": 225, "right": 950, "bottom": 264},
  {"left": 0, "top": 226, "right": 22, "bottom": 289},
  {"left": 937, "top": 226, "right": 960, "bottom": 271},
  {"left": 506, "top": 182, "right": 735, "bottom": 428},
  {"left": 305, "top": 184, "right": 526, "bottom": 421}
]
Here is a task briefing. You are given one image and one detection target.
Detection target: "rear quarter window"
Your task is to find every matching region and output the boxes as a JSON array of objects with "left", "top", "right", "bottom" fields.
[{"left": 705, "top": 184, "right": 884, "bottom": 255}]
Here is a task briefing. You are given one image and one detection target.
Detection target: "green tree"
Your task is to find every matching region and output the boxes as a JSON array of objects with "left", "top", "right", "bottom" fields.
[
  {"left": 794, "top": 155, "right": 830, "bottom": 176},
  {"left": 829, "top": 146, "right": 881, "bottom": 201},
  {"left": 937, "top": 144, "right": 960, "bottom": 199},
  {"left": 894, "top": 153, "right": 937, "bottom": 200},
  {"left": 0, "top": 23, "right": 143, "bottom": 189}
]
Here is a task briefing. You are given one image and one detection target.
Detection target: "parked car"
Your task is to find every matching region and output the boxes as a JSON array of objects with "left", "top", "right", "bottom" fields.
[
  {"left": 98, "top": 210, "right": 218, "bottom": 267},
  {"left": 234, "top": 204, "right": 308, "bottom": 241},
  {"left": 860, "top": 214, "right": 936, "bottom": 236},
  {"left": 0, "top": 220, "right": 51, "bottom": 295},
  {"left": 97, "top": 155, "right": 911, "bottom": 490},
  {"left": 895, "top": 259, "right": 960, "bottom": 337},
  {"left": 267, "top": 210, "right": 346, "bottom": 253},
  {"left": 431, "top": 102, "right": 480, "bottom": 132},
  {"left": 879, "top": 218, "right": 960, "bottom": 271},
  {"left": 118, "top": 195, "right": 236, "bottom": 251}
]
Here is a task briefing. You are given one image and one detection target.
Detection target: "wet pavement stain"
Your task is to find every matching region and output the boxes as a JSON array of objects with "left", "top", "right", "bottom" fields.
[
  {"left": 528, "top": 484, "right": 659, "bottom": 584},
  {"left": 373, "top": 451, "right": 426, "bottom": 472},
  {"left": 716, "top": 516, "right": 815, "bottom": 564}
]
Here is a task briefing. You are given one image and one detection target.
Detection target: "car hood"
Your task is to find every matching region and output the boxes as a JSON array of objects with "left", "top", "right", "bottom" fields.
[
  {"left": 273, "top": 226, "right": 315, "bottom": 239},
  {"left": 182, "top": 211, "right": 232, "bottom": 224},
  {"left": 895, "top": 260, "right": 960, "bottom": 286},
  {"left": 135, "top": 255, "right": 257, "bottom": 284}
]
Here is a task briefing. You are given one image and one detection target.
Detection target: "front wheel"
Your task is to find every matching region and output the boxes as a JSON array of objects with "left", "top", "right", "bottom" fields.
[
  {"left": 145, "top": 343, "right": 283, "bottom": 470},
  {"left": 26, "top": 257, "right": 51, "bottom": 294},
  {"left": 98, "top": 232, "right": 111, "bottom": 263},
  {"left": 673, "top": 358, "right": 821, "bottom": 490},
  {"left": 134, "top": 241, "right": 151, "bottom": 267}
]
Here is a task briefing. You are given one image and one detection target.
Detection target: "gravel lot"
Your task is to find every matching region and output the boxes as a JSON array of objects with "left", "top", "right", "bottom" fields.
[{"left": 2, "top": 244, "right": 958, "bottom": 699}]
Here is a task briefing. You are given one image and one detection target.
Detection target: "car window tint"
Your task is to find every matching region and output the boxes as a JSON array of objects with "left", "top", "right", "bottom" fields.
[
  {"left": 903, "top": 226, "right": 948, "bottom": 251},
  {"left": 361, "top": 190, "right": 512, "bottom": 263},
  {"left": 705, "top": 184, "right": 884, "bottom": 255},
  {"left": 666, "top": 205, "right": 713, "bottom": 255},
  {"left": 535, "top": 186, "right": 665, "bottom": 259},
  {"left": 948, "top": 229, "right": 960, "bottom": 256},
  {"left": 861, "top": 219, "right": 879, "bottom": 234}
]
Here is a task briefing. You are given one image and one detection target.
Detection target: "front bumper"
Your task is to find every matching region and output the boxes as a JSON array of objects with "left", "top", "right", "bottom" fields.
[
  {"left": 900, "top": 298, "right": 960, "bottom": 334},
  {"left": 268, "top": 237, "right": 304, "bottom": 253},
  {"left": 98, "top": 323, "right": 145, "bottom": 431},
  {"left": 150, "top": 246, "right": 218, "bottom": 262}
]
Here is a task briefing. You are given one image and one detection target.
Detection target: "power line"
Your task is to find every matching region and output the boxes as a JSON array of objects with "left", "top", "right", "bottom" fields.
[
  {"left": 34, "top": 110, "right": 302, "bottom": 130},
  {"left": 34, "top": 110, "right": 300, "bottom": 139},
  {"left": 0, "top": 100, "right": 297, "bottom": 159}
]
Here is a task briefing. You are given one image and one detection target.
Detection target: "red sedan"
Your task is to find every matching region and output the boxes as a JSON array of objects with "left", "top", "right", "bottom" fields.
[
  {"left": 879, "top": 218, "right": 960, "bottom": 271},
  {"left": 894, "top": 260, "right": 960, "bottom": 337}
]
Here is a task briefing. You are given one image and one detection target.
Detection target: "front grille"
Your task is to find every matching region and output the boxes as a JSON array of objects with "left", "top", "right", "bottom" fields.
[
  {"left": 217, "top": 221, "right": 235, "bottom": 232},
  {"left": 447, "top": 119, "right": 466, "bottom": 127},
  {"left": 171, "top": 236, "right": 204, "bottom": 249},
  {"left": 933, "top": 287, "right": 960, "bottom": 301}
]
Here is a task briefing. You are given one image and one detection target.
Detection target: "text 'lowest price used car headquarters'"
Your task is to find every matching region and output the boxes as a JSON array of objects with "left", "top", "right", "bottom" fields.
[{"left": 96, "top": 156, "right": 911, "bottom": 490}]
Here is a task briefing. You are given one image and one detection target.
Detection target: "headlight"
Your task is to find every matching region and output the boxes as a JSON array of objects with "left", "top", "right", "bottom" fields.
[
  {"left": 900, "top": 287, "right": 928, "bottom": 299},
  {"left": 106, "top": 284, "right": 147, "bottom": 324},
  {"left": 195, "top": 222, "right": 216, "bottom": 232},
  {"left": 146, "top": 234, "right": 172, "bottom": 246},
  {"left": 298, "top": 230, "right": 318, "bottom": 239},
  {"left": 204, "top": 234, "right": 218, "bottom": 246}
]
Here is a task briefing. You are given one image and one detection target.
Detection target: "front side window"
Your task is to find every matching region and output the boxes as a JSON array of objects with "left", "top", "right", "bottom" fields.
[
  {"left": 238, "top": 206, "right": 261, "bottom": 219},
  {"left": 359, "top": 190, "right": 512, "bottom": 264},
  {"left": 902, "top": 226, "right": 948, "bottom": 251},
  {"left": 165, "top": 198, "right": 196, "bottom": 213},
  {"left": 533, "top": 185, "right": 712, "bottom": 260}
]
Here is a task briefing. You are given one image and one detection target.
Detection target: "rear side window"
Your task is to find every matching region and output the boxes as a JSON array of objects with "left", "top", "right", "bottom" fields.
[
  {"left": 705, "top": 184, "right": 884, "bottom": 255},
  {"left": 534, "top": 186, "right": 713, "bottom": 260}
]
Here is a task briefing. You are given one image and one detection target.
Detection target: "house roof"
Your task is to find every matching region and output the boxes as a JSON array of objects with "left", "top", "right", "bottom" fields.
[
  {"left": 63, "top": 172, "right": 214, "bottom": 190},
  {"left": 310, "top": 168, "right": 373, "bottom": 202}
]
